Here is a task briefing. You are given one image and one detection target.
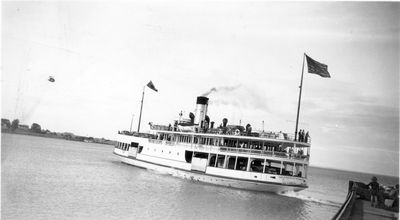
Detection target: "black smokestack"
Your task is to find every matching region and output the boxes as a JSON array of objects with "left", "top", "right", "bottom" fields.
[
  {"left": 196, "top": 96, "right": 209, "bottom": 105},
  {"left": 222, "top": 118, "right": 228, "bottom": 127},
  {"left": 195, "top": 96, "right": 209, "bottom": 127}
]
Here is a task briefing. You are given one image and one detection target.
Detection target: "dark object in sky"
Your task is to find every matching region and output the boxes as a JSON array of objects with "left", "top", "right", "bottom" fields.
[
  {"left": 305, "top": 54, "right": 331, "bottom": 78},
  {"left": 48, "top": 76, "right": 55, "bottom": 82},
  {"left": 147, "top": 80, "right": 158, "bottom": 92}
]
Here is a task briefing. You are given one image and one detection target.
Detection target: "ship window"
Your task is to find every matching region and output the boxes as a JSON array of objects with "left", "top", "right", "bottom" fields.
[
  {"left": 296, "top": 164, "right": 304, "bottom": 177},
  {"left": 250, "top": 159, "right": 263, "bottom": 173},
  {"left": 216, "top": 155, "right": 225, "bottom": 168},
  {"left": 226, "top": 156, "right": 236, "bottom": 169},
  {"left": 193, "top": 152, "right": 208, "bottom": 158},
  {"left": 302, "top": 164, "right": 307, "bottom": 178},
  {"left": 282, "top": 162, "right": 294, "bottom": 176},
  {"left": 235, "top": 157, "right": 248, "bottom": 171},
  {"left": 264, "top": 160, "right": 281, "bottom": 174},
  {"left": 185, "top": 151, "right": 193, "bottom": 163},
  {"left": 226, "top": 139, "right": 236, "bottom": 148},
  {"left": 138, "top": 146, "right": 143, "bottom": 153},
  {"left": 209, "top": 154, "right": 216, "bottom": 167}
]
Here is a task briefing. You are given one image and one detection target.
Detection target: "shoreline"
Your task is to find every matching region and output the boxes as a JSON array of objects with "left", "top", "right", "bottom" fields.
[{"left": 1, "top": 129, "right": 116, "bottom": 146}]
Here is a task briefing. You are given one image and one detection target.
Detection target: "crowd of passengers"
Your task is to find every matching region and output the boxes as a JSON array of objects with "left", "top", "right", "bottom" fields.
[
  {"left": 297, "top": 129, "right": 310, "bottom": 143},
  {"left": 149, "top": 120, "right": 311, "bottom": 144},
  {"left": 154, "top": 132, "right": 308, "bottom": 159}
]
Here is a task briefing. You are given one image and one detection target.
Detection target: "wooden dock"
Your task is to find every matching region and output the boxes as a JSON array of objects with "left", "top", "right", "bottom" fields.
[{"left": 332, "top": 181, "right": 398, "bottom": 220}]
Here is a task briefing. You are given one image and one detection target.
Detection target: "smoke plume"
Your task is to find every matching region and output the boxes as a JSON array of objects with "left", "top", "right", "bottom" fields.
[{"left": 202, "top": 85, "right": 241, "bottom": 97}]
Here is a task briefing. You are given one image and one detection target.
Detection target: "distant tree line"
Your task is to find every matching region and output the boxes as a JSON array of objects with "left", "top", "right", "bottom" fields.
[
  {"left": 1, "top": 118, "right": 115, "bottom": 145},
  {"left": 2, "top": 118, "right": 44, "bottom": 133}
]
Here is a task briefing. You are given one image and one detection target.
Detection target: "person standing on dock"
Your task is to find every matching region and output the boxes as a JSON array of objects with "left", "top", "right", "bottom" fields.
[{"left": 367, "top": 176, "right": 380, "bottom": 207}]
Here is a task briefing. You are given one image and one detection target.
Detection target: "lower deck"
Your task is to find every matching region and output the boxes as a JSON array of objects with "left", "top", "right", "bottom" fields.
[{"left": 115, "top": 152, "right": 307, "bottom": 193}]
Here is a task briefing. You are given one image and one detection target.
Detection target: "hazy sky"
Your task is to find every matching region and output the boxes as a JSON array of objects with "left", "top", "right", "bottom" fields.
[{"left": 2, "top": 1, "right": 399, "bottom": 176}]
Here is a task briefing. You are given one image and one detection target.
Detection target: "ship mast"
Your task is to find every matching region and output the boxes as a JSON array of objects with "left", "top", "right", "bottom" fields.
[
  {"left": 294, "top": 53, "right": 306, "bottom": 141},
  {"left": 137, "top": 86, "right": 145, "bottom": 132}
]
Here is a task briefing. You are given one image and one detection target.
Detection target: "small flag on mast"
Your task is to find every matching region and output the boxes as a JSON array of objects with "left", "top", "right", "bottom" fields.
[
  {"left": 147, "top": 81, "right": 158, "bottom": 92},
  {"left": 305, "top": 54, "right": 331, "bottom": 78}
]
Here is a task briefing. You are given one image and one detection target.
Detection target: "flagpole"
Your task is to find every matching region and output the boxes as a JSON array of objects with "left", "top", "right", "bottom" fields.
[
  {"left": 137, "top": 86, "right": 145, "bottom": 132},
  {"left": 129, "top": 114, "right": 134, "bottom": 133},
  {"left": 294, "top": 53, "right": 306, "bottom": 141}
]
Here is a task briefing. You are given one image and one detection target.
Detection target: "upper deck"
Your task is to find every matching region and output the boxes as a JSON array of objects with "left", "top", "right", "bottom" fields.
[
  {"left": 118, "top": 125, "right": 311, "bottom": 163},
  {"left": 149, "top": 124, "right": 311, "bottom": 147}
]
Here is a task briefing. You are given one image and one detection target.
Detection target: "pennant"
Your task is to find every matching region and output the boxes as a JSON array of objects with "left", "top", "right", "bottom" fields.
[
  {"left": 305, "top": 54, "right": 331, "bottom": 78},
  {"left": 147, "top": 81, "right": 158, "bottom": 92}
]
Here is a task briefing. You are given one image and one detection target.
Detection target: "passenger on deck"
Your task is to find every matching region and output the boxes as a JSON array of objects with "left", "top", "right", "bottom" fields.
[
  {"left": 305, "top": 131, "right": 310, "bottom": 143},
  {"left": 300, "top": 130, "right": 304, "bottom": 142},
  {"left": 288, "top": 147, "right": 293, "bottom": 158},
  {"left": 367, "top": 176, "right": 380, "bottom": 207},
  {"left": 278, "top": 131, "right": 284, "bottom": 139},
  {"left": 388, "top": 184, "right": 399, "bottom": 208}
]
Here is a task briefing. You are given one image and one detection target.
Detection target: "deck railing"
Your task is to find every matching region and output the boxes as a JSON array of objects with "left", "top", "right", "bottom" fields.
[
  {"left": 149, "top": 125, "right": 312, "bottom": 144},
  {"left": 148, "top": 139, "right": 309, "bottom": 162},
  {"left": 119, "top": 129, "right": 312, "bottom": 144}
]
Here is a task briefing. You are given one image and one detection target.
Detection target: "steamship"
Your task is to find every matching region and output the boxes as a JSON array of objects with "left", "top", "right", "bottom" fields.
[{"left": 113, "top": 96, "right": 310, "bottom": 193}]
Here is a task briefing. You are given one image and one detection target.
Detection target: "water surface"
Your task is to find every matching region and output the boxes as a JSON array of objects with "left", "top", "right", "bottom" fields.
[{"left": 2, "top": 133, "right": 397, "bottom": 219}]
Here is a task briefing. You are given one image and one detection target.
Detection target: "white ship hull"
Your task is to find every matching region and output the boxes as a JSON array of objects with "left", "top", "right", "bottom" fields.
[{"left": 114, "top": 134, "right": 307, "bottom": 193}]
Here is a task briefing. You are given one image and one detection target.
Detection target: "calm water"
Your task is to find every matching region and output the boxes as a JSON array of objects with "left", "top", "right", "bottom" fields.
[{"left": 2, "top": 133, "right": 398, "bottom": 219}]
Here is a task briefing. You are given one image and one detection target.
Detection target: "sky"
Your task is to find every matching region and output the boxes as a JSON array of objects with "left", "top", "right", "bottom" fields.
[{"left": 2, "top": 1, "right": 399, "bottom": 176}]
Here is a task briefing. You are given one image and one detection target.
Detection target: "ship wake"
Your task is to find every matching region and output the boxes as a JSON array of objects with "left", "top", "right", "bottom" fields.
[{"left": 279, "top": 191, "right": 342, "bottom": 207}]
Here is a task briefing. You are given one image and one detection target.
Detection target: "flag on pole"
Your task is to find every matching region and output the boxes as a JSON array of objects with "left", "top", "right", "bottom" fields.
[
  {"left": 147, "top": 81, "right": 158, "bottom": 92},
  {"left": 305, "top": 54, "right": 331, "bottom": 78}
]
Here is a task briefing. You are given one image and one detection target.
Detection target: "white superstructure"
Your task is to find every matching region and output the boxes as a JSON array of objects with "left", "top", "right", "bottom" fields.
[{"left": 114, "top": 96, "right": 310, "bottom": 193}]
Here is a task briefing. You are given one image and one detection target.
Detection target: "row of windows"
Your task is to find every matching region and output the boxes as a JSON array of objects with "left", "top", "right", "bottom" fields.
[
  {"left": 186, "top": 151, "right": 306, "bottom": 178},
  {"left": 116, "top": 142, "right": 130, "bottom": 151}
]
